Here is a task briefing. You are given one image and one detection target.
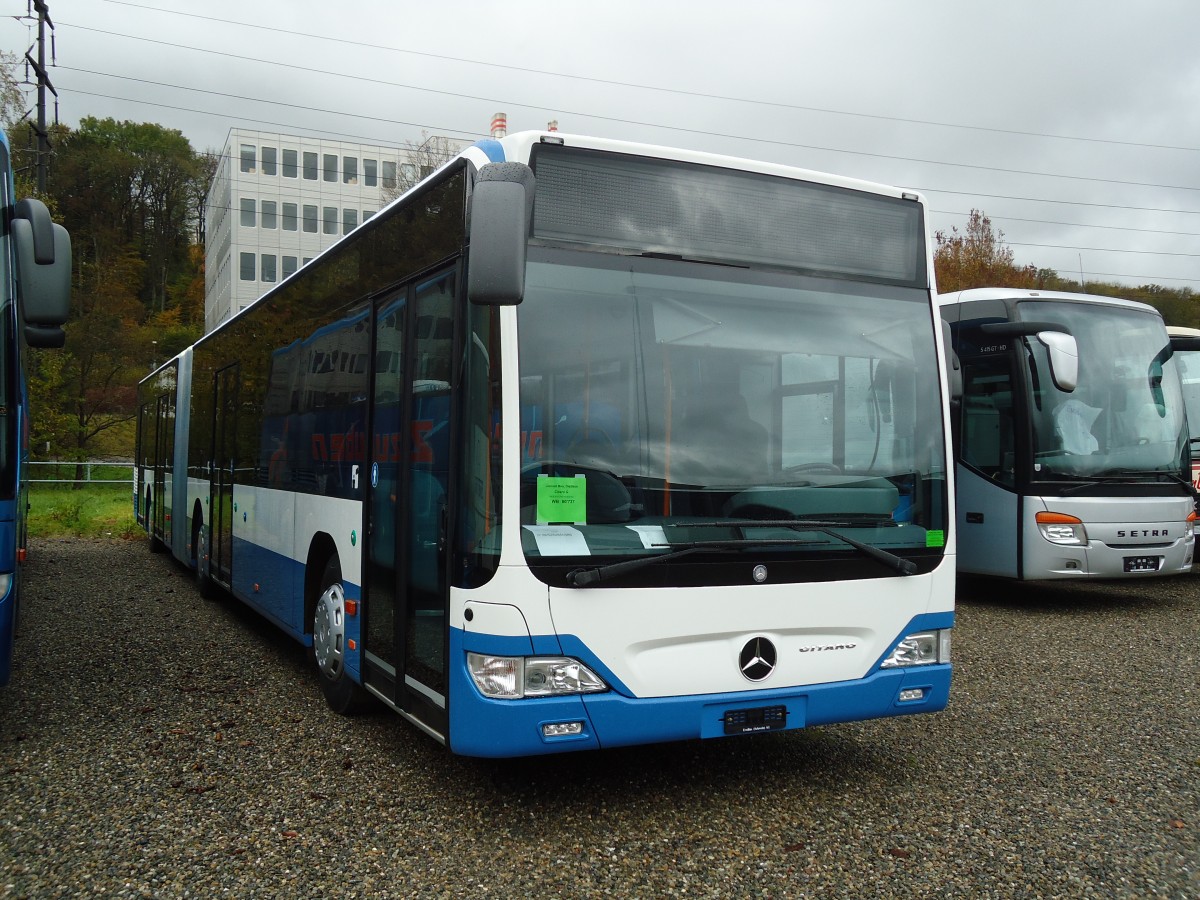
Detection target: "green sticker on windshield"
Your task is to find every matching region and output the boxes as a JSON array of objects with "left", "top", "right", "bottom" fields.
[
  {"left": 536, "top": 474, "right": 587, "bottom": 525},
  {"left": 925, "top": 529, "right": 945, "bottom": 548}
]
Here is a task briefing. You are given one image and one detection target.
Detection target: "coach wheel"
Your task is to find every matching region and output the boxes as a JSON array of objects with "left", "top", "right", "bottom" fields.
[
  {"left": 311, "top": 557, "right": 370, "bottom": 715},
  {"left": 194, "top": 522, "right": 217, "bottom": 600}
]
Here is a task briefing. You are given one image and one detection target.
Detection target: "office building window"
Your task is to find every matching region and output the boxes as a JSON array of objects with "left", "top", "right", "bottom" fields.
[
  {"left": 343, "top": 156, "right": 358, "bottom": 184},
  {"left": 401, "top": 163, "right": 417, "bottom": 184},
  {"left": 261, "top": 254, "right": 277, "bottom": 283},
  {"left": 382, "top": 160, "right": 397, "bottom": 190},
  {"left": 239, "top": 252, "right": 255, "bottom": 281},
  {"left": 364, "top": 159, "right": 377, "bottom": 187},
  {"left": 323, "top": 154, "right": 337, "bottom": 182},
  {"left": 323, "top": 206, "right": 338, "bottom": 234},
  {"left": 363, "top": 209, "right": 376, "bottom": 222},
  {"left": 342, "top": 208, "right": 358, "bottom": 234},
  {"left": 303, "top": 257, "right": 313, "bottom": 266},
  {"left": 282, "top": 202, "right": 298, "bottom": 231},
  {"left": 262, "top": 146, "right": 277, "bottom": 176},
  {"left": 240, "top": 198, "right": 255, "bottom": 227},
  {"left": 282, "top": 256, "right": 298, "bottom": 279},
  {"left": 303, "top": 151, "right": 318, "bottom": 180},
  {"left": 303, "top": 204, "right": 318, "bottom": 233},
  {"left": 239, "top": 144, "right": 255, "bottom": 173},
  {"left": 261, "top": 200, "right": 277, "bottom": 229},
  {"left": 282, "top": 149, "right": 298, "bottom": 178}
]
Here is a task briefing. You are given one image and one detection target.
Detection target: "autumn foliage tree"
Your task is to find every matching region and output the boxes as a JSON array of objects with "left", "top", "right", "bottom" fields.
[
  {"left": 7, "top": 112, "right": 210, "bottom": 468},
  {"left": 933, "top": 209, "right": 1044, "bottom": 293}
]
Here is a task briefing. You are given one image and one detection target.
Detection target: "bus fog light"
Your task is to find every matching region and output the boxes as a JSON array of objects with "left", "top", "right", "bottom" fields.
[
  {"left": 898, "top": 688, "right": 926, "bottom": 702},
  {"left": 881, "top": 629, "right": 949, "bottom": 668},
  {"left": 542, "top": 721, "right": 584, "bottom": 737}
]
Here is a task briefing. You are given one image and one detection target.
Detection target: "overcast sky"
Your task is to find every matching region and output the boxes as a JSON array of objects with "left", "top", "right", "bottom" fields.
[{"left": 3, "top": 0, "right": 1198, "bottom": 291}]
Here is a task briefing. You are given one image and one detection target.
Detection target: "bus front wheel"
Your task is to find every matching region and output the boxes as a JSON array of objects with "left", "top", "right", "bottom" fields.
[{"left": 311, "top": 558, "right": 370, "bottom": 715}]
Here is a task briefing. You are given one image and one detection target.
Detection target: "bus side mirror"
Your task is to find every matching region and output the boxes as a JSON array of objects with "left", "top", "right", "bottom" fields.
[
  {"left": 467, "top": 162, "right": 535, "bottom": 306},
  {"left": 13, "top": 198, "right": 72, "bottom": 348},
  {"left": 1037, "top": 331, "right": 1078, "bottom": 392},
  {"left": 940, "top": 319, "right": 962, "bottom": 404}
]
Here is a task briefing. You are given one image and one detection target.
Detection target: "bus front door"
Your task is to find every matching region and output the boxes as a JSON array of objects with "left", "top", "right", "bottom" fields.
[{"left": 363, "top": 272, "right": 453, "bottom": 739}]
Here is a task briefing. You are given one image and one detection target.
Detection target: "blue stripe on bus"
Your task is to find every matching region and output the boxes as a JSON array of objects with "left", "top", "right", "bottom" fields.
[
  {"left": 446, "top": 612, "right": 954, "bottom": 758},
  {"left": 472, "top": 139, "right": 506, "bottom": 163},
  {"left": 0, "top": 516, "right": 15, "bottom": 686},
  {"left": 227, "top": 536, "right": 362, "bottom": 683}
]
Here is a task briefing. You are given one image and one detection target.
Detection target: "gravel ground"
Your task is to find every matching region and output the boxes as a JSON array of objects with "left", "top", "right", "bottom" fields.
[{"left": 1, "top": 537, "right": 1198, "bottom": 899}]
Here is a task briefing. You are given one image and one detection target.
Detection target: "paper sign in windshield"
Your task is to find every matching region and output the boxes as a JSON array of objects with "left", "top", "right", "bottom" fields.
[
  {"left": 523, "top": 525, "right": 590, "bottom": 556},
  {"left": 536, "top": 474, "right": 586, "bottom": 525}
]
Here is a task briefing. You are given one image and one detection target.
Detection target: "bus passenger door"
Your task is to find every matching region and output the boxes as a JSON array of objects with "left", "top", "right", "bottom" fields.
[
  {"left": 363, "top": 271, "right": 454, "bottom": 738},
  {"left": 152, "top": 394, "right": 169, "bottom": 544},
  {"left": 211, "top": 364, "right": 239, "bottom": 587}
]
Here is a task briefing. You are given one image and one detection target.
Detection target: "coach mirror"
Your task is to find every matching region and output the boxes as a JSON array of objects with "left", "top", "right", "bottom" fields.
[
  {"left": 467, "top": 162, "right": 536, "bottom": 307},
  {"left": 1037, "top": 331, "right": 1079, "bottom": 393}
]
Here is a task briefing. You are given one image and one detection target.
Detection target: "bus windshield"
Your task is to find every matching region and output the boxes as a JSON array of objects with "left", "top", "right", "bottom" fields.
[
  {"left": 517, "top": 249, "right": 947, "bottom": 565},
  {"left": 1019, "top": 300, "right": 1187, "bottom": 478}
]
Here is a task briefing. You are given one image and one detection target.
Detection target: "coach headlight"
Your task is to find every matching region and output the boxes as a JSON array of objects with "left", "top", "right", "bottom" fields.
[
  {"left": 880, "top": 629, "right": 951, "bottom": 669},
  {"left": 1036, "top": 511, "right": 1087, "bottom": 545},
  {"left": 467, "top": 653, "right": 607, "bottom": 699}
]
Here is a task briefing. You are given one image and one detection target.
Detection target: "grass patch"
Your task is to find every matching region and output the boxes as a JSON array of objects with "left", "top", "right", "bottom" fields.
[{"left": 28, "top": 483, "right": 139, "bottom": 539}]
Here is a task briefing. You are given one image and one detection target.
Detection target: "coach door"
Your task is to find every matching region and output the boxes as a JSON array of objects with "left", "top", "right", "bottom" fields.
[
  {"left": 363, "top": 270, "right": 455, "bottom": 737},
  {"left": 211, "top": 364, "right": 239, "bottom": 587}
]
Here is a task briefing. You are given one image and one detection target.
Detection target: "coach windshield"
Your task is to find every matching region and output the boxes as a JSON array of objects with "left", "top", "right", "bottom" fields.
[{"left": 1018, "top": 300, "right": 1189, "bottom": 481}]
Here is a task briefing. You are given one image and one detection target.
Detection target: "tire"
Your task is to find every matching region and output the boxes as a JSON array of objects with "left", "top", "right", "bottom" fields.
[
  {"left": 194, "top": 519, "right": 217, "bottom": 601},
  {"left": 147, "top": 489, "right": 165, "bottom": 553},
  {"left": 311, "top": 557, "right": 371, "bottom": 714}
]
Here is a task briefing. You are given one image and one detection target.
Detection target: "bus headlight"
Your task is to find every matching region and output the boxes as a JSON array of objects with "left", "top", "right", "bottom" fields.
[
  {"left": 467, "top": 653, "right": 608, "bottom": 699},
  {"left": 1036, "top": 511, "right": 1086, "bottom": 545},
  {"left": 880, "top": 629, "right": 951, "bottom": 668}
]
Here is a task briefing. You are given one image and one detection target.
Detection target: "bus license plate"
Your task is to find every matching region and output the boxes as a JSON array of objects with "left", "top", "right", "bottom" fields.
[
  {"left": 1123, "top": 555, "right": 1162, "bottom": 573},
  {"left": 723, "top": 704, "right": 787, "bottom": 735}
]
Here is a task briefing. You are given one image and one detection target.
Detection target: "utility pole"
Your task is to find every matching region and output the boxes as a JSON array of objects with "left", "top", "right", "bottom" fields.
[{"left": 23, "top": 0, "right": 58, "bottom": 193}]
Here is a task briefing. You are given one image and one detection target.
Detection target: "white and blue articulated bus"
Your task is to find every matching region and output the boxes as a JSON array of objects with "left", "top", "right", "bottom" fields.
[
  {"left": 941, "top": 288, "right": 1195, "bottom": 581},
  {"left": 137, "top": 132, "right": 955, "bottom": 757}
]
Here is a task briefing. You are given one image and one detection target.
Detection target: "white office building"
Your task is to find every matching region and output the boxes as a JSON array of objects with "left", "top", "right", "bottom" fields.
[{"left": 204, "top": 128, "right": 467, "bottom": 332}]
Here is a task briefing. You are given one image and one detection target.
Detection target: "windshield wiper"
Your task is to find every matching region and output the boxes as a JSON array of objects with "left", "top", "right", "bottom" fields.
[
  {"left": 1058, "top": 469, "right": 1196, "bottom": 494},
  {"left": 566, "top": 515, "right": 922, "bottom": 586},
  {"left": 566, "top": 540, "right": 822, "bottom": 587},
  {"left": 684, "top": 517, "right": 917, "bottom": 576}
]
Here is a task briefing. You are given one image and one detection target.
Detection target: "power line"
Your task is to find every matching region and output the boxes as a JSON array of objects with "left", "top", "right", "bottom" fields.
[
  {"left": 91, "top": 0, "right": 1200, "bottom": 156},
  {"left": 53, "top": 30, "right": 1200, "bottom": 196},
  {"left": 932, "top": 210, "right": 1200, "bottom": 239},
  {"left": 62, "top": 83, "right": 1200, "bottom": 222}
]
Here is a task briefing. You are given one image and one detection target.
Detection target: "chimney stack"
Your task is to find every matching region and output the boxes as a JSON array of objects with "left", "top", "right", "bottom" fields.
[{"left": 490, "top": 112, "right": 507, "bottom": 139}]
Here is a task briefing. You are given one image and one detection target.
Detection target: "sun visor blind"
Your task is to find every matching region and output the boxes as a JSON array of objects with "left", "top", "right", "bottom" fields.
[{"left": 531, "top": 145, "right": 923, "bottom": 285}]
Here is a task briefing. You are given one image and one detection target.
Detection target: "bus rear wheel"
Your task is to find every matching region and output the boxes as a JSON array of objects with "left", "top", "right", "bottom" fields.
[{"left": 311, "top": 558, "right": 370, "bottom": 715}]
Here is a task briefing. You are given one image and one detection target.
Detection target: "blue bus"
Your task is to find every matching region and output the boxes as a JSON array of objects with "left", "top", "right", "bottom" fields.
[
  {"left": 137, "top": 133, "right": 954, "bottom": 756},
  {"left": 0, "top": 131, "right": 72, "bottom": 687}
]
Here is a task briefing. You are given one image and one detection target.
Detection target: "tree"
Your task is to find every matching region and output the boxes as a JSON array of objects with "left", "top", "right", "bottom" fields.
[
  {"left": 0, "top": 50, "right": 27, "bottom": 129},
  {"left": 934, "top": 209, "right": 1044, "bottom": 293},
  {"left": 15, "top": 118, "right": 208, "bottom": 468},
  {"left": 380, "top": 132, "right": 466, "bottom": 204}
]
